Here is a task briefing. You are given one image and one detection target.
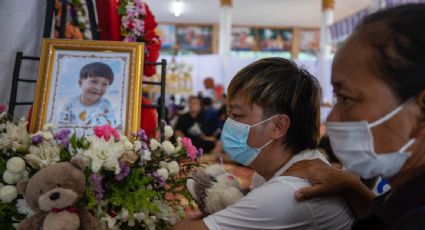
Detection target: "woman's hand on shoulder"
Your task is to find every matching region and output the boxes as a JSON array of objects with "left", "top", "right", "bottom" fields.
[{"left": 283, "top": 159, "right": 361, "bottom": 200}]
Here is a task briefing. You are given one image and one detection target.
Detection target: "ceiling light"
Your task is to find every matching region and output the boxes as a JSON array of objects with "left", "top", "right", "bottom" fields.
[{"left": 172, "top": 0, "right": 183, "bottom": 17}]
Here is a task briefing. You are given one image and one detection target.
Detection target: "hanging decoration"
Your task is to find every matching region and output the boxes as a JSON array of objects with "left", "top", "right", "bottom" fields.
[{"left": 118, "top": 0, "right": 161, "bottom": 77}]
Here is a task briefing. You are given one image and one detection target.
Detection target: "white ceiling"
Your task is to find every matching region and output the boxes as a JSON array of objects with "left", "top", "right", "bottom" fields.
[{"left": 146, "top": 0, "right": 373, "bottom": 27}]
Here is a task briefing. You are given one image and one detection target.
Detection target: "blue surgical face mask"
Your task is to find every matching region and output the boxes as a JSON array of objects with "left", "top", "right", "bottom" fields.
[{"left": 220, "top": 115, "right": 278, "bottom": 166}]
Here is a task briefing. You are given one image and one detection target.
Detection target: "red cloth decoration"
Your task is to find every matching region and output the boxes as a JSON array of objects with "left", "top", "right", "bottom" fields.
[
  {"left": 51, "top": 206, "right": 78, "bottom": 213},
  {"left": 95, "top": 0, "right": 121, "bottom": 41},
  {"left": 140, "top": 97, "right": 158, "bottom": 138}
]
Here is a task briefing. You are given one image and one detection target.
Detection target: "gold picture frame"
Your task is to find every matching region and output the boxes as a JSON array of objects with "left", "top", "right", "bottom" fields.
[{"left": 30, "top": 39, "right": 144, "bottom": 136}]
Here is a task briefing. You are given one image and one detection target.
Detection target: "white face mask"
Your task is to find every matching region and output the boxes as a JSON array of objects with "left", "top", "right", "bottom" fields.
[{"left": 326, "top": 99, "right": 415, "bottom": 179}]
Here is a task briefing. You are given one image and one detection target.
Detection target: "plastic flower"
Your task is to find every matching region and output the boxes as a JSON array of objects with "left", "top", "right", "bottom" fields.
[
  {"left": 164, "top": 125, "right": 173, "bottom": 138},
  {"left": 93, "top": 125, "right": 120, "bottom": 141},
  {"left": 6, "top": 157, "right": 25, "bottom": 173},
  {"left": 25, "top": 141, "right": 61, "bottom": 169},
  {"left": 149, "top": 139, "right": 160, "bottom": 151},
  {"left": 0, "top": 185, "right": 17, "bottom": 203},
  {"left": 162, "top": 141, "right": 175, "bottom": 155},
  {"left": 157, "top": 168, "right": 169, "bottom": 180},
  {"left": 167, "top": 161, "right": 179, "bottom": 176}
]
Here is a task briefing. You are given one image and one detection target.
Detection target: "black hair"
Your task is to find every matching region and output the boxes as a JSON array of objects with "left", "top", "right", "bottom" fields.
[
  {"left": 228, "top": 57, "right": 321, "bottom": 153},
  {"left": 79, "top": 62, "right": 114, "bottom": 84},
  {"left": 356, "top": 4, "right": 425, "bottom": 101}
]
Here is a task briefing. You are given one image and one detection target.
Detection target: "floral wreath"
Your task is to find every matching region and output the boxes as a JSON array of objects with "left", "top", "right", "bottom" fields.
[
  {"left": 0, "top": 113, "right": 201, "bottom": 229},
  {"left": 119, "top": 0, "right": 161, "bottom": 77}
]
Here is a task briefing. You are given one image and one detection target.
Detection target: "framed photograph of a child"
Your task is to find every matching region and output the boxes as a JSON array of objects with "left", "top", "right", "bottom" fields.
[{"left": 30, "top": 39, "right": 144, "bottom": 136}]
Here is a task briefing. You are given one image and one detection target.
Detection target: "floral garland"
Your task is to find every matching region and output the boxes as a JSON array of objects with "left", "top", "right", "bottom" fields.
[
  {"left": 118, "top": 0, "right": 161, "bottom": 77},
  {"left": 0, "top": 112, "right": 201, "bottom": 229},
  {"left": 54, "top": 0, "right": 92, "bottom": 39}
]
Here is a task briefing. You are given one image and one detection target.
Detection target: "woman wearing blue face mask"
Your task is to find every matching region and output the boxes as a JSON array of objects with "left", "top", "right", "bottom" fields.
[
  {"left": 285, "top": 4, "right": 425, "bottom": 229},
  {"left": 173, "top": 57, "right": 354, "bottom": 230}
]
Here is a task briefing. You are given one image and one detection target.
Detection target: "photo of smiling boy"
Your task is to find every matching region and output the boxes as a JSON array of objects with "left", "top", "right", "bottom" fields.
[{"left": 59, "top": 62, "right": 118, "bottom": 128}]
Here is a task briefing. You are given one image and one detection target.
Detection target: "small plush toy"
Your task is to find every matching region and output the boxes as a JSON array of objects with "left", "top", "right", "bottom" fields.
[
  {"left": 16, "top": 158, "right": 101, "bottom": 230},
  {"left": 186, "top": 164, "right": 244, "bottom": 215}
]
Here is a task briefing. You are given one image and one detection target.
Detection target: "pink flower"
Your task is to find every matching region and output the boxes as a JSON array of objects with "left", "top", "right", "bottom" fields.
[
  {"left": 181, "top": 137, "right": 198, "bottom": 161},
  {"left": 93, "top": 125, "right": 120, "bottom": 141},
  {"left": 0, "top": 104, "right": 5, "bottom": 113}
]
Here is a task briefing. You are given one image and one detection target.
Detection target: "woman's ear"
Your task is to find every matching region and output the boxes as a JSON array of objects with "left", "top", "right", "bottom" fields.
[
  {"left": 413, "top": 90, "right": 425, "bottom": 138},
  {"left": 272, "top": 114, "right": 290, "bottom": 139}
]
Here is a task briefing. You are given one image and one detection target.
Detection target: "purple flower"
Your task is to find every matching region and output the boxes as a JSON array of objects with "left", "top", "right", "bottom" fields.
[
  {"left": 136, "top": 129, "right": 148, "bottom": 142},
  {"left": 90, "top": 173, "right": 104, "bottom": 203},
  {"left": 160, "top": 120, "right": 167, "bottom": 127},
  {"left": 115, "top": 161, "right": 131, "bottom": 181},
  {"left": 142, "top": 142, "right": 148, "bottom": 150},
  {"left": 153, "top": 171, "right": 166, "bottom": 187},
  {"left": 197, "top": 148, "right": 204, "bottom": 157},
  {"left": 32, "top": 135, "right": 43, "bottom": 145},
  {"left": 54, "top": 129, "right": 71, "bottom": 146}
]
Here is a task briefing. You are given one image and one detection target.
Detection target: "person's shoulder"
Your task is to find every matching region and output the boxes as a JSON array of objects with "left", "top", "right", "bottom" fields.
[{"left": 63, "top": 95, "right": 80, "bottom": 106}]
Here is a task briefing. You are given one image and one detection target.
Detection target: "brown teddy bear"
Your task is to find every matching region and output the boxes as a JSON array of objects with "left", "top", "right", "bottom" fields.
[{"left": 16, "top": 158, "right": 101, "bottom": 230}]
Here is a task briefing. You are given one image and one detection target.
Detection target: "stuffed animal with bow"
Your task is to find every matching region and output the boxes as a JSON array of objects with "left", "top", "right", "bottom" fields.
[
  {"left": 16, "top": 158, "right": 100, "bottom": 230},
  {"left": 186, "top": 164, "right": 244, "bottom": 215}
]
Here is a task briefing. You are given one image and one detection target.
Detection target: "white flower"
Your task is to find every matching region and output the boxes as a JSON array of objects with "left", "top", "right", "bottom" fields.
[
  {"left": 167, "top": 161, "right": 180, "bottom": 176},
  {"left": 164, "top": 125, "right": 174, "bottom": 138},
  {"left": 0, "top": 185, "right": 17, "bottom": 203},
  {"left": 134, "top": 212, "right": 146, "bottom": 222},
  {"left": 6, "top": 157, "right": 25, "bottom": 173},
  {"left": 157, "top": 168, "right": 169, "bottom": 180},
  {"left": 42, "top": 123, "right": 56, "bottom": 131},
  {"left": 175, "top": 137, "right": 182, "bottom": 152},
  {"left": 120, "top": 208, "right": 129, "bottom": 222},
  {"left": 24, "top": 141, "right": 61, "bottom": 169},
  {"left": 0, "top": 182, "right": 3, "bottom": 189},
  {"left": 16, "top": 199, "right": 34, "bottom": 217},
  {"left": 159, "top": 161, "right": 168, "bottom": 169},
  {"left": 80, "top": 136, "right": 126, "bottom": 174},
  {"left": 0, "top": 121, "right": 31, "bottom": 151},
  {"left": 123, "top": 140, "right": 133, "bottom": 151},
  {"left": 149, "top": 139, "right": 160, "bottom": 151},
  {"left": 105, "top": 214, "right": 117, "bottom": 228},
  {"left": 22, "top": 170, "right": 29, "bottom": 180},
  {"left": 142, "top": 150, "right": 151, "bottom": 161},
  {"left": 3, "top": 170, "right": 22, "bottom": 184},
  {"left": 162, "top": 141, "right": 175, "bottom": 155},
  {"left": 134, "top": 141, "right": 142, "bottom": 151}
]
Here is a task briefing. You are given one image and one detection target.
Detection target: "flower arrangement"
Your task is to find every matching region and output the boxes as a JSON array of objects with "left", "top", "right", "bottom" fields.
[
  {"left": 118, "top": 0, "right": 161, "bottom": 77},
  {"left": 0, "top": 113, "right": 202, "bottom": 229}
]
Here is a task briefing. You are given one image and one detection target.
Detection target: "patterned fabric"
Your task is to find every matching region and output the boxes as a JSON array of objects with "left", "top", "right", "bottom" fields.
[{"left": 59, "top": 95, "right": 118, "bottom": 127}]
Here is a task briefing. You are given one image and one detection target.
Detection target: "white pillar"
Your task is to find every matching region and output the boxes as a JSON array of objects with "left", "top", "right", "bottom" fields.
[
  {"left": 318, "top": 0, "right": 334, "bottom": 103},
  {"left": 218, "top": 0, "right": 232, "bottom": 88},
  {"left": 218, "top": 0, "right": 232, "bottom": 56}
]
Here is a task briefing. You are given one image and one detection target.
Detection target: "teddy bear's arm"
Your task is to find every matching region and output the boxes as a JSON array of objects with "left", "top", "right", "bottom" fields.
[
  {"left": 78, "top": 208, "right": 102, "bottom": 230},
  {"left": 17, "top": 212, "right": 47, "bottom": 230}
]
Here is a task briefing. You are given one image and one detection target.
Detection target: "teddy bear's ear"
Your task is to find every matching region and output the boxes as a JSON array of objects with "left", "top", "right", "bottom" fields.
[
  {"left": 70, "top": 157, "right": 86, "bottom": 171},
  {"left": 17, "top": 180, "right": 28, "bottom": 195}
]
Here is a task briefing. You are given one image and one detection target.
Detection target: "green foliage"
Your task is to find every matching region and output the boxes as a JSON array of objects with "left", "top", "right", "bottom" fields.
[
  {"left": 70, "top": 133, "right": 90, "bottom": 150},
  {"left": 0, "top": 202, "right": 21, "bottom": 230},
  {"left": 108, "top": 168, "right": 160, "bottom": 215},
  {"left": 0, "top": 157, "right": 6, "bottom": 175},
  {"left": 59, "top": 148, "right": 72, "bottom": 162}
]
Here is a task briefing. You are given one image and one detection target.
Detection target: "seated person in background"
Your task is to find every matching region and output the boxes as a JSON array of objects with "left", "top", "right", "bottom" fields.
[
  {"left": 202, "top": 97, "right": 220, "bottom": 136},
  {"left": 174, "top": 96, "right": 216, "bottom": 153},
  {"left": 59, "top": 62, "right": 118, "bottom": 128},
  {"left": 173, "top": 57, "right": 354, "bottom": 230}
]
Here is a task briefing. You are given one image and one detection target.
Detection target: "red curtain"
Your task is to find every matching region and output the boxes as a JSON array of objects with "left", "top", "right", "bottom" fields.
[{"left": 95, "top": 0, "right": 121, "bottom": 41}]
